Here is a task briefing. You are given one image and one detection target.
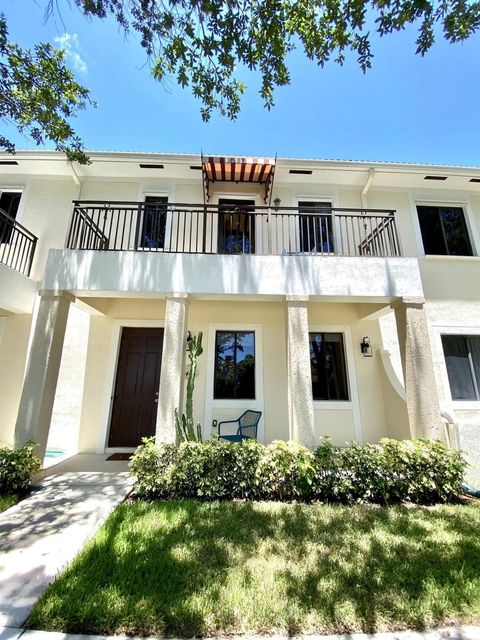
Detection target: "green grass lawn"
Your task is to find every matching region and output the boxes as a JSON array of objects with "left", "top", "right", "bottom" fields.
[
  {"left": 28, "top": 500, "right": 480, "bottom": 637},
  {"left": 0, "top": 494, "right": 19, "bottom": 512}
]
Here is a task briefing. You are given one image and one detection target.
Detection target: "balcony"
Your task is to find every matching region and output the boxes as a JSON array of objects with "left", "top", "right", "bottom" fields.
[
  {"left": 66, "top": 201, "right": 402, "bottom": 258},
  {"left": 0, "top": 207, "right": 37, "bottom": 276}
]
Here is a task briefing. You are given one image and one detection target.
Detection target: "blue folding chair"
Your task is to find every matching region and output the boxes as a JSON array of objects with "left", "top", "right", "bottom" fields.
[{"left": 218, "top": 410, "right": 262, "bottom": 442}]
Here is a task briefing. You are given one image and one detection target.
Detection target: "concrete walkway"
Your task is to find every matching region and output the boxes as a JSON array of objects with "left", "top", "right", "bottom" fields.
[
  {"left": 1, "top": 626, "right": 480, "bottom": 640},
  {"left": 0, "top": 455, "right": 133, "bottom": 628}
]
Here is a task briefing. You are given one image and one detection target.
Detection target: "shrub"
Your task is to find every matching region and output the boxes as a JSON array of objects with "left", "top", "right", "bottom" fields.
[
  {"left": 129, "top": 438, "right": 177, "bottom": 498},
  {"left": 129, "top": 436, "right": 467, "bottom": 505},
  {"left": 256, "top": 440, "right": 316, "bottom": 500},
  {"left": 0, "top": 441, "right": 41, "bottom": 494}
]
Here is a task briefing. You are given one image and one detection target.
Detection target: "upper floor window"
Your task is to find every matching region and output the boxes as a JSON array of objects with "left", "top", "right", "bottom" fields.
[
  {"left": 0, "top": 191, "right": 22, "bottom": 244},
  {"left": 309, "top": 332, "right": 349, "bottom": 401},
  {"left": 214, "top": 330, "right": 255, "bottom": 399},
  {"left": 298, "top": 201, "right": 333, "bottom": 253},
  {"left": 417, "top": 205, "right": 473, "bottom": 256},
  {"left": 138, "top": 195, "right": 168, "bottom": 249},
  {"left": 442, "top": 335, "right": 480, "bottom": 401}
]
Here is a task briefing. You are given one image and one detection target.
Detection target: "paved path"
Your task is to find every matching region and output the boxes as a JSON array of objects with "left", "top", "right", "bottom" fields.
[
  {"left": 0, "top": 468, "right": 133, "bottom": 628},
  {"left": 1, "top": 626, "right": 480, "bottom": 640}
]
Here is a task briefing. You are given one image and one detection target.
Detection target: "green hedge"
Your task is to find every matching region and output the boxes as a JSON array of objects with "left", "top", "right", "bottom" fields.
[
  {"left": 0, "top": 441, "right": 41, "bottom": 495},
  {"left": 130, "top": 437, "right": 467, "bottom": 505}
]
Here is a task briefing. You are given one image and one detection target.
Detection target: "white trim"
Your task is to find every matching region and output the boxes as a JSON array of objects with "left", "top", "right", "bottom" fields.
[
  {"left": 294, "top": 192, "right": 339, "bottom": 207},
  {"left": 204, "top": 323, "right": 264, "bottom": 442},
  {"left": 212, "top": 191, "right": 260, "bottom": 201},
  {"left": 309, "top": 323, "right": 363, "bottom": 443},
  {"left": 138, "top": 186, "right": 174, "bottom": 201},
  {"left": 97, "top": 318, "right": 165, "bottom": 454},
  {"left": 432, "top": 324, "right": 480, "bottom": 412}
]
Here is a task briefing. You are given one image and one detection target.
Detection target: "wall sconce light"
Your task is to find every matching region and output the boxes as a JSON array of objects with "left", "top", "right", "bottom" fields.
[
  {"left": 360, "top": 336, "right": 372, "bottom": 357},
  {"left": 273, "top": 196, "right": 281, "bottom": 208}
]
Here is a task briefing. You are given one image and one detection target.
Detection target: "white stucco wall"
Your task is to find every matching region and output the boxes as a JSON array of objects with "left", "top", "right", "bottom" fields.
[
  {"left": 46, "top": 305, "right": 90, "bottom": 454},
  {"left": 20, "top": 179, "right": 79, "bottom": 280},
  {"left": 43, "top": 251, "right": 423, "bottom": 300},
  {"left": 0, "top": 263, "right": 37, "bottom": 314},
  {"left": 0, "top": 314, "right": 32, "bottom": 444},
  {"left": 71, "top": 297, "right": 401, "bottom": 452}
]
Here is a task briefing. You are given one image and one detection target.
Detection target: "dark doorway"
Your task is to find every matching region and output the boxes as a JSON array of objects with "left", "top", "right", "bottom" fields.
[
  {"left": 137, "top": 196, "right": 168, "bottom": 249},
  {"left": 109, "top": 327, "right": 164, "bottom": 447},
  {"left": 218, "top": 199, "right": 255, "bottom": 254}
]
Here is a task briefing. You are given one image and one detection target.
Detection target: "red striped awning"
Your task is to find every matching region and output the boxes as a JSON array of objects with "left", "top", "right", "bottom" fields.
[{"left": 202, "top": 155, "right": 276, "bottom": 203}]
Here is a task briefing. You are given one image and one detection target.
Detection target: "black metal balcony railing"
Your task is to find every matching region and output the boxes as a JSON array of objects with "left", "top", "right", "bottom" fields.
[
  {"left": 0, "top": 207, "right": 37, "bottom": 276},
  {"left": 67, "top": 201, "right": 402, "bottom": 257}
]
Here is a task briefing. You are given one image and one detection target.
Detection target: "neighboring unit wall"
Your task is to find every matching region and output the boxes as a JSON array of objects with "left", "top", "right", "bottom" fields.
[
  {"left": 0, "top": 313, "right": 32, "bottom": 444},
  {"left": 426, "top": 300, "right": 480, "bottom": 485},
  {"left": 426, "top": 300, "right": 480, "bottom": 426},
  {"left": 419, "top": 258, "right": 480, "bottom": 301}
]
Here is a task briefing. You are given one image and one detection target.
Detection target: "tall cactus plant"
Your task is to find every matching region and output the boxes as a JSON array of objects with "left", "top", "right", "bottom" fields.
[{"left": 175, "top": 331, "right": 204, "bottom": 442}]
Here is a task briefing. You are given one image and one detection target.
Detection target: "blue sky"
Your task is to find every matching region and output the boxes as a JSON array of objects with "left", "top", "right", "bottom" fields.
[{"left": 3, "top": 0, "right": 480, "bottom": 165}]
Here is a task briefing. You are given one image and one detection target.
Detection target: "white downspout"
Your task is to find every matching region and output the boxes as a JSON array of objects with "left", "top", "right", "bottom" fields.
[
  {"left": 67, "top": 160, "right": 81, "bottom": 187},
  {"left": 361, "top": 168, "right": 375, "bottom": 208}
]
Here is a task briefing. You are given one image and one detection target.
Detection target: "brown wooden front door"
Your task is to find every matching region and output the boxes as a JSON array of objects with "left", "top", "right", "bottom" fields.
[{"left": 109, "top": 327, "right": 164, "bottom": 447}]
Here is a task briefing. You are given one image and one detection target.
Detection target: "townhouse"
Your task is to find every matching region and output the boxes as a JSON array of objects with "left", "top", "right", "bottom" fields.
[{"left": 0, "top": 151, "right": 479, "bottom": 482}]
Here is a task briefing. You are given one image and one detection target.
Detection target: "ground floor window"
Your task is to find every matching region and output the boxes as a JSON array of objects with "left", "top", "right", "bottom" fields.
[
  {"left": 442, "top": 334, "right": 480, "bottom": 400},
  {"left": 309, "top": 332, "right": 349, "bottom": 400},
  {"left": 214, "top": 330, "right": 255, "bottom": 399}
]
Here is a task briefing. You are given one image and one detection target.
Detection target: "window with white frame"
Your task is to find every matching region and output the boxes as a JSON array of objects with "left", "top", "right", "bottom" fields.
[
  {"left": 214, "top": 330, "right": 255, "bottom": 399},
  {"left": 309, "top": 332, "right": 349, "bottom": 401},
  {"left": 441, "top": 334, "right": 480, "bottom": 400},
  {"left": 416, "top": 205, "right": 473, "bottom": 256}
]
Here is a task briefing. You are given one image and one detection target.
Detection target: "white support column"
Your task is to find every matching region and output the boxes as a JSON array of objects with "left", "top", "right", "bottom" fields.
[
  {"left": 14, "top": 290, "right": 74, "bottom": 459},
  {"left": 393, "top": 297, "right": 445, "bottom": 441},
  {"left": 155, "top": 294, "right": 189, "bottom": 443},
  {"left": 286, "top": 295, "right": 315, "bottom": 448}
]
